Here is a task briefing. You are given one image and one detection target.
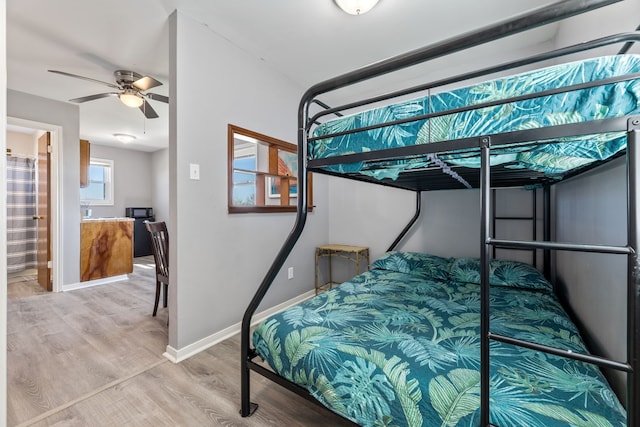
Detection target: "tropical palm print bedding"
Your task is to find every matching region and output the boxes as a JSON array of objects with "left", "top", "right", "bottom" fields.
[
  {"left": 310, "top": 55, "right": 640, "bottom": 181},
  {"left": 252, "top": 254, "right": 626, "bottom": 426}
]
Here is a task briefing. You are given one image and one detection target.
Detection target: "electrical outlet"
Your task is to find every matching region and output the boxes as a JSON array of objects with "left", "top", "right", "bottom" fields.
[
  {"left": 287, "top": 267, "right": 294, "bottom": 280},
  {"left": 189, "top": 163, "right": 200, "bottom": 180}
]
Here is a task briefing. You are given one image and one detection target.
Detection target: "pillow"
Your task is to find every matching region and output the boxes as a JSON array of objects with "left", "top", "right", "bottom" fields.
[
  {"left": 371, "top": 251, "right": 451, "bottom": 281},
  {"left": 448, "top": 257, "right": 552, "bottom": 292}
]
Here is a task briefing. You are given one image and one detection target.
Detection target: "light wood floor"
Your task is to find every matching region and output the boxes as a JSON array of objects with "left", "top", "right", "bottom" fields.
[
  {"left": 8, "top": 269, "right": 47, "bottom": 300},
  {"left": 7, "top": 257, "right": 353, "bottom": 426}
]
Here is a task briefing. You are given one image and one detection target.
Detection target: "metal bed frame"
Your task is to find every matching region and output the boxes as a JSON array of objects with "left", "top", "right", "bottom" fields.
[{"left": 241, "top": 1, "right": 640, "bottom": 425}]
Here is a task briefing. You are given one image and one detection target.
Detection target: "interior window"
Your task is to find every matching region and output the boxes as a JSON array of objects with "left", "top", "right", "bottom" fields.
[
  {"left": 80, "top": 158, "right": 114, "bottom": 206},
  {"left": 228, "top": 124, "right": 312, "bottom": 213}
]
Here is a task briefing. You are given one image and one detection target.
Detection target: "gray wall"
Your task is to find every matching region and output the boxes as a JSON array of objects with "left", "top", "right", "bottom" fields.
[
  {"left": 86, "top": 144, "right": 153, "bottom": 219},
  {"left": 168, "top": 11, "right": 329, "bottom": 350},
  {"left": 151, "top": 148, "right": 169, "bottom": 224},
  {"left": 550, "top": 0, "right": 640, "bottom": 400},
  {"left": 328, "top": 179, "right": 483, "bottom": 262},
  {"left": 8, "top": 89, "right": 81, "bottom": 286},
  {"left": 554, "top": 159, "right": 627, "bottom": 397},
  {"left": 325, "top": 38, "right": 555, "bottom": 261}
]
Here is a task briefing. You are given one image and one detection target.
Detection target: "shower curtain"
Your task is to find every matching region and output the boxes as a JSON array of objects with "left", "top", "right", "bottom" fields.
[{"left": 7, "top": 155, "right": 37, "bottom": 273}]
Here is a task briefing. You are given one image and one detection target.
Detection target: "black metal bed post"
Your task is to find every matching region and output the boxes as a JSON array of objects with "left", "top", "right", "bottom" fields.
[
  {"left": 543, "top": 185, "right": 552, "bottom": 281},
  {"left": 240, "top": 99, "right": 312, "bottom": 417},
  {"left": 387, "top": 191, "right": 422, "bottom": 252},
  {"left": 532, "top": 189, "right": 537, "bottom": 267},
  {"left": 626, "top": 117, "right": 640, "bottom": 427},
  {"left": 480, "top": 137, "right": 492, "bottom": 426}
]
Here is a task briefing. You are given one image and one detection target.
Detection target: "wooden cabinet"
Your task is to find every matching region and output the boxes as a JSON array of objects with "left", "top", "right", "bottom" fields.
[
  {"left": 80, "top": 139, "right": 90, "bottom": 188},
  {"left": 80, "top": 218, "right": 134, "bottom": 282}
]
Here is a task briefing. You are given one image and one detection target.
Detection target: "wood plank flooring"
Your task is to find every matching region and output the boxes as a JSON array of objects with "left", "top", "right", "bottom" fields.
[
  {"left": 7, "top": 257, "right": 353, "bottom": 426},
  {"left": 8, "top": 269, "right": 47, "bottom": 299}
]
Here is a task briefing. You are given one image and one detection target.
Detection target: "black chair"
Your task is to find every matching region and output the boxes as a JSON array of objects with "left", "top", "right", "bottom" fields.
[{"left": 145, "top": 221, "right": 169, "bottom": 316}]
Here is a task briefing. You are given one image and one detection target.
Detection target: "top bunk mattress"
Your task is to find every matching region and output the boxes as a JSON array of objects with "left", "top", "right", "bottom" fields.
[{"left": 310, "top": 55, "right": 640, "bottom": 185}]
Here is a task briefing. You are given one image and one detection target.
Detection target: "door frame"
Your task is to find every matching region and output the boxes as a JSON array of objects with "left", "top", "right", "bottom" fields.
[{"left": 7, "top": 117, "right": 62, "bottom": 292}]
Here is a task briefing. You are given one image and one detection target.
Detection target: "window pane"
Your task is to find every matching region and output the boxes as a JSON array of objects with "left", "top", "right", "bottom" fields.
[
  {"left": 80, "top": 158, "right": 114, "bottom": 206},
  {"left": 88, "top": 164, "right": 106, "bottom": 181},
  {"left": 234, "top": 156, "right": 256, "bottom": 171},
  {"left": 80, "top": 182, "right": 106, "bottom": 200},
  {"left": 233, "top": 172, "right": 256, "bottom": 206}
]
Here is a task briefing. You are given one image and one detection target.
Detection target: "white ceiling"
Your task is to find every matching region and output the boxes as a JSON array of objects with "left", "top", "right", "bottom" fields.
[{"left": 7, "top": 0, "right": 564, "bottom": 152}]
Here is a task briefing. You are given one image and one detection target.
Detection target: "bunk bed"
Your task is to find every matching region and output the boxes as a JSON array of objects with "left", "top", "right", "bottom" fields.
[{"left": 240, "top": 1, "right": 640, "bottom": 426}]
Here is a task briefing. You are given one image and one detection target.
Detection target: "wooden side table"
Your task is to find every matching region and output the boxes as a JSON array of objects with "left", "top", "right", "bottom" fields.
[{"left": 315, "top": 244, "right": 370, "bottom": 295}]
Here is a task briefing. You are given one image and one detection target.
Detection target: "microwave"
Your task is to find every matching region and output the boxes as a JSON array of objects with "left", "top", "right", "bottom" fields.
[{"left": 125, "top": 207, "right": 154, "bottom": 218}]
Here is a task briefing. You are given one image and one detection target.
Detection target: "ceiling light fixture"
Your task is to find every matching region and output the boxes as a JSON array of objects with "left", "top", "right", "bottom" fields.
[
  {"left": 334, "top": 0, "right": 379, "bottom": 15},
  {"left": 113, "top": 133, "right": 136, "bottom": 143},
  {"left": 119, "top": 89, "right": 144, "bottom": 108}
]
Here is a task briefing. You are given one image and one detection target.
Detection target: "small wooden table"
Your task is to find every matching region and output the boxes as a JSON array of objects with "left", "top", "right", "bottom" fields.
[{"left": 315, "top": 244, "right": 370, "bottom": 295}]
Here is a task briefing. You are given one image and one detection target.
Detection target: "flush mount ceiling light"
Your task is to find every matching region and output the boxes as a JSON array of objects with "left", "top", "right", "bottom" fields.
[
  {"left": 113, "top": 133, "right": 136, "bottom": 143},
  {"left": 119, "top": 89, "right": 144, "bottom": 108},
  {"left": 334, "top": 0, "right": 379, "bottom": 15}
]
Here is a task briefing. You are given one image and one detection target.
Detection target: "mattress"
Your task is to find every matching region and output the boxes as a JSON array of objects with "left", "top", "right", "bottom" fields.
[
  {"left": 252, "top": 252, "right": 626, "bottom": 427},
  {"left": 310, "top": 55, "right": 640, "bottom": 182}
]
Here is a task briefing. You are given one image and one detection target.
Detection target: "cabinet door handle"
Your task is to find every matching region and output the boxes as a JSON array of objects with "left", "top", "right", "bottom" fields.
[{"left": 32, "top": 215, "right": 44, "bottom": 220}]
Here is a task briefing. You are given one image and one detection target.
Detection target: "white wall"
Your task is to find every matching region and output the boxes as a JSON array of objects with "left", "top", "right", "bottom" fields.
[
  {"left": 7, "top": 90, "right": 81, "bottom": 286},
  {"left": 1, "top": 0, "right": 8, "bottom": 422},
  {"left": 86, "top": 144, "right": 154, "bottom": 218},
  {"left": 169, "top": 11, "right": 328, "bottom": 350},
  {"left": 6, "top": 130, "right": 35, "bottom": 156},
  {"left": 151, "top": 148, "right": 169, "bottom": 224}
]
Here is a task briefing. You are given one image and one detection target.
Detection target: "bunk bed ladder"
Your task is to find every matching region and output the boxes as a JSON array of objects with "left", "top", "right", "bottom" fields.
[
  {"left": 481, "top": 119, "right": 640, "bottom": 426},
  {"left": 491, "top": 188, "right": 537, "bottom": 267}
]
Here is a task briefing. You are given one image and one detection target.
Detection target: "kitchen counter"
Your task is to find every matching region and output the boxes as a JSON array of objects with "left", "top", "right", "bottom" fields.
[
  {"left": 81, "top": 217, "right": 135, "bottom": 222},
  {"left": 80, "top": 218, "right": 134, "bottom": 281}
]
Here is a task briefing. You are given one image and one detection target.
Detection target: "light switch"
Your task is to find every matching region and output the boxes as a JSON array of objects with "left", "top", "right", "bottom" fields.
[{"left": 189, "top": 163, "right": 200, "bottom": 180}]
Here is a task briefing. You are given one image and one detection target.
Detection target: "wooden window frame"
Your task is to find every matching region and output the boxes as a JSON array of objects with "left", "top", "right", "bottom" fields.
[{"left": 228, "top": 124, "right": 313, "bottom": 214}]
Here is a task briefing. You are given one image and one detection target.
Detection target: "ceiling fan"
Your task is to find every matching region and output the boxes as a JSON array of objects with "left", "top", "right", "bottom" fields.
[{"left": 48, "top": 69, "right": 169, "bottom": 119}]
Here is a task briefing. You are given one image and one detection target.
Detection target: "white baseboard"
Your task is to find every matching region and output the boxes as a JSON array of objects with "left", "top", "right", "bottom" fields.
[
  {"left": 164, "top": 289, "right": 316, "bottom": 364},
  {"left": 62, "top": 274, "right": 129, "bottom": 292}
]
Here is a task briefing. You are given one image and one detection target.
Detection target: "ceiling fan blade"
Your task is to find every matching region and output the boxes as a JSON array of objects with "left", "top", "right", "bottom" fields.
[
  {"left": 139, "top": 100, "right": 159, "bottom": 119},
  {"left": 49, "top": 70, "right": 120, "bottom": 90},
  {"left": 69, "top": 93, "right": 119, "bottom": 103},
  {"left": 132, "top": 75, "right": 163, "bottom": 91},
  {"left": 145, "top": 92, "right": 169, "bottom": 103}
]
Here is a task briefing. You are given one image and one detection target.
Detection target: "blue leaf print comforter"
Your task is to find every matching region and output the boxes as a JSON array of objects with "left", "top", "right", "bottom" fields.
[
  {"left": 253, "top": 263, "right": 626, "bottom": 426},
  {"left": 310, "top": 55, "right": 640, "bottom": 180}
]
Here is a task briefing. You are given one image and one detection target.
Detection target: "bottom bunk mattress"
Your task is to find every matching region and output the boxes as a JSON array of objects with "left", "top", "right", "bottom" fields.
[{"left": 252, "top": 252, "right": 626, "bottom": 427}]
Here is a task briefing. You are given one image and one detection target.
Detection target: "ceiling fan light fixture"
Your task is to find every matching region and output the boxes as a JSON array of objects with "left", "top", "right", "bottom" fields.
[
  {"left": 119, "top": 90, "right": 144, "bottom": 108},
  {"left": 113, "top": 133, "right": 136, "bottom": 143},
  {"left": 334, "top": 0, "right": 379, "bottom": 15}
]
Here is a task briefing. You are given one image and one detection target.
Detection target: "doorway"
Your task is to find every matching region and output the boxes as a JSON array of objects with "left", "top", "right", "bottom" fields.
[
  {"left": 6, "top": 129, "right": 40, "bottom": 297},
  {"left": 6, "top": 118, "right": 60, "bottom": 296}
]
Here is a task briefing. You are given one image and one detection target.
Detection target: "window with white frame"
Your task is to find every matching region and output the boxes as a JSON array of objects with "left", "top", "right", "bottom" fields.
[{"left": 80, "top": 158, "right": 114, "bottom": 206}]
